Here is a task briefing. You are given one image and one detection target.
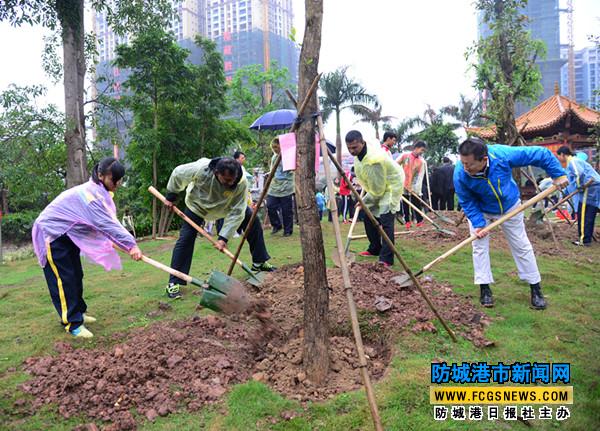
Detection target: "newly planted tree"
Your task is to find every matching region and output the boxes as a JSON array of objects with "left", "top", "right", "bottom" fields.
[{"left": 295, "top": 0, "right": 329, "bottom": 384}]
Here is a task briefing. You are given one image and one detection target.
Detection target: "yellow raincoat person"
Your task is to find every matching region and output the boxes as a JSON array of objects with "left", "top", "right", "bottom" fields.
[
  {"left": 354, "top": 143, "right": 405, "bottom": 218},
  {"left": 166, "top": 158, "right": 248, "bottom": 240},
  {"left": 163, "top": 157, "right": 274, "bottom": 299},
  {"left": 346, "top": 130, "right": 404, "bottom": 267}
]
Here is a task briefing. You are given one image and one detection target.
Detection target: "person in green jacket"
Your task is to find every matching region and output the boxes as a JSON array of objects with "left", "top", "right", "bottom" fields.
[
  {"left": 163, "top": 157, "right": 275, "bottom": 299},
  {"left": 267, "top": 138, "right": 295, "bottom": 237},
  {"left": 345, "top": 130, "right": 405, "bottom": 267}
]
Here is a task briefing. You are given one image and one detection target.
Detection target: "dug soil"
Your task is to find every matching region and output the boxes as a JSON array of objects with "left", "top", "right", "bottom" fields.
[{"left": 16, "top": 262, "right": 493, "bottom": 429}]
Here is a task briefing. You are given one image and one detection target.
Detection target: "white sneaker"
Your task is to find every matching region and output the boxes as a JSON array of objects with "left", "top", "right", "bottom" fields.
[
  {"left": 83, "top": 314, "right": 97, "bottom": 324},
  {"left": 70, "top": 325, "right": 94, "bottom": 338}
]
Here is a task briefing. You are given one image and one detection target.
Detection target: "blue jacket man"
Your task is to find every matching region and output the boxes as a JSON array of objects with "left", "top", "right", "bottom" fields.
[
  {"left": 454, "top": 137, "right": 568, "bottom": 310},
  {"left": 556, "top": 146, "right": 600, "bottom": 246}
]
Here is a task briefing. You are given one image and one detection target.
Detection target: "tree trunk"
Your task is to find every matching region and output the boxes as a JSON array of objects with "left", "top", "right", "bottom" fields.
[
  {"left": 59, "top": 0, "right": 88, "bottom": 188},
  {"left": 495, "top": 0, "right": 518, "bottom": 147},
  {"left": 296, "top": 0, "right": 328, "bottom": 385},
  {"left": 335, "top": 108, "right": 342, "bottom": 167},
  {"left": 152, "top": 106, "right": 158, "bottom": 239}
]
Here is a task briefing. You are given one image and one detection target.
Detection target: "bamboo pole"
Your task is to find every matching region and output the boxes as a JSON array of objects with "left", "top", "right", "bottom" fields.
[
  {"left": 520, "top": 168, "right": 560, "bottom": 248},
  {"left": 412, "top": 185, "right": 560, "bottom": 278},
  {"left": 316, "top": 115, "right": 383, "bottom": 431},
  {"left": 226, "top": 74, "right": 322, "bottom": 276},
  {"left": 326, "top": 148, "right": 458, "bottom": 343}
]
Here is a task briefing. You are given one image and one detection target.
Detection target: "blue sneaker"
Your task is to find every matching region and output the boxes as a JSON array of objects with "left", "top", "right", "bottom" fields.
[{"left": 70, "top": 325, "right": 93, "bottom": 338}]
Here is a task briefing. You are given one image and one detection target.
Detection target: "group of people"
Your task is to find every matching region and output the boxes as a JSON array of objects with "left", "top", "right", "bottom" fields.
[
  {"left": 33, "top": 154, "right": 278, "bottom": 337},
  {"left": 343, "top": 131, "right": 598, "bottom": 311},
  {"left": 32, "top": 128, "right": 599, "bottom": 338}
]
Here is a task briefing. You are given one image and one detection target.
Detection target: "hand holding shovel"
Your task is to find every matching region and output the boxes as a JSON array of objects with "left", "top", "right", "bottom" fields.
[{"left": 148, "top": 186, "right": 264, "bottom": 287}]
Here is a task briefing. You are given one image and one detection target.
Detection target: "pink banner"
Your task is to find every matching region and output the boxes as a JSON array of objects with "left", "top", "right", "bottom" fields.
[
  {"left": 278, "top": 132, "right": 322, "bottom": 173},
  {"left": 278, "top": 132, "right": 296, "bottom": 171}
]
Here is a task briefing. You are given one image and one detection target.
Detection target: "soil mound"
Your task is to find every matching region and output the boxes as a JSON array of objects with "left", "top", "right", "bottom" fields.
[{"left": 18, "top": 262, "right": 493, "bottom": 429}]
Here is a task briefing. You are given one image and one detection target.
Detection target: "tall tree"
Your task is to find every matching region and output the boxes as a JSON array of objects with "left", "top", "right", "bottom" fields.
[
  {"left": 295, "top": 0, "right": 328, "bottom": 384},
  {"left": 441, "top": 94, "right": 484, "bottom": 128},
  {"left": 227, "top": 63, "right": 294, "bottom": 166},
  {"left": 412, "top": 106, "right": 459, "bottom": 164},
  {"left": 115, "top": 31, "right": 230, "bottom": 238},
  {"left": 0, "top": 0, "right": 173, "bottom": 188},
  {"left": 319, "top": 66, "right": 375, "bottom": 165},
  {"left": 351, "top": 102, "right": 395, "bottom": 140},
  {"left": 383, "top": 117, "right": 421, "bottom": 152},
  {"left": 0, "top": 85, "right": 66, "bottom": 211},
  {"left": 467, "top": 0, "right": 545, "bottom": 145}
]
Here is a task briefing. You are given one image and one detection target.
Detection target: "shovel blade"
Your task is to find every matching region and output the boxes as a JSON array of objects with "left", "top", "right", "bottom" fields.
[
  {"left": 204, "top": 271, "right": 251, "bottom": 315},
  {"left": 332, "top": 247, "right": 355, "bottom": 268},
  {"left": 391, "top": 272, "right": 414, "bottom": 288},
  {"left": 246, "top": 270, "right": 266, "bottom": 287}
]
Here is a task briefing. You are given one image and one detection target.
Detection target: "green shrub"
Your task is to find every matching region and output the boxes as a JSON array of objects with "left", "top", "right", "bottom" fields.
[{"left": 1, "top": 210, "right": 38, "bottom": 244}]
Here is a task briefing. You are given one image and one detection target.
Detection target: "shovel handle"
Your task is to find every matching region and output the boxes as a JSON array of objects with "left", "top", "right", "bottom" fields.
[
  {"left": 422, "top": 184, "right": 559, "bottom": 273},
  {"left": 148, "top": 186, "right": 245, "bottom": 267},
  {"left": 400, "top": 195, "right": 438, "bottom": 227},
  {"left": 114, "top": 245, "right": 203, "bottom": 287},
  {"left": 543, "top": 179, "right": 594, "bottom": 215}
]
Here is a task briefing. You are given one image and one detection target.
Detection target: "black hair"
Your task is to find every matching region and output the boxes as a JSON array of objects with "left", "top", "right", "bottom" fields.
[
  {"left": 345, "top": 130, "right": 363, "bottom": 143},
  {"left": 458, "top": 137, "right": 488, "bottom": 161},
  {"left": 383, "top": 131, "right": 397, "bottom": 142},
  {"left": 443, "top": 156, "right": 451, "bottom": 163},
  {"left": 208, "top": 157, "right": 243, "bottom": 186},
  {"left": 557, "top": 145, "right": 573, "bottom": 156},
  {"left": 91, "top": 157, "right": 125, "bottom": 185},
  {"left": 233, "top": 150, "right": 246, "bottom": 160},
  {"left": 414, "top": 140, "right": 427, "bottom": 149}
]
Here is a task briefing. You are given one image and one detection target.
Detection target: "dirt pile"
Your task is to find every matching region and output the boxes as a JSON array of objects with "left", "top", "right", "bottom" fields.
[
  {"left": 19, "top": 316, "right": 257, "bottom": 430},
  {"left": 17, "top": 262, "right": 493, "bottom": 428}
]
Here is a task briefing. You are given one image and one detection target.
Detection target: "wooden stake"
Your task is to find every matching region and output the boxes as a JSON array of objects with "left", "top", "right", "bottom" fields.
[
  {"left": 326, "top": 149, "right": 458, "bottom": 343},
  {"left": 226, "top": 74, "right": 322, "bottom": 276},
  {"left": 316, "top": 115, "right": 383, "bottom": 431}
]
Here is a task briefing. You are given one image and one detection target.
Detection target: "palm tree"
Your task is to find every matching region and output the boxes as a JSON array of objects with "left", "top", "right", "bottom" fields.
[
  {"left": 383, "top": 117, "right": 421, "bottom": 152},
  {"left": 411, "top": 105, "right": 460, "bottom": 164},
  {"left": 441, "top": 94, "right": 483, "bottom": 128},
  {"left": 319, "top": 66, "right": 376, "bottom": 164},
  {"left": 351, "top": 102, "right": 396, "bottom": 140}
]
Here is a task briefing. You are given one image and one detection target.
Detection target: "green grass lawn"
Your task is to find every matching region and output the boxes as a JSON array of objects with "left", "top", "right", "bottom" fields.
[{"left": 0, "top": 221, "right": 599, "bottom": 430}]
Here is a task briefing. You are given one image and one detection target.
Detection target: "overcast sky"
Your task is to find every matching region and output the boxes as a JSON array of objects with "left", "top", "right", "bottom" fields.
[{"left": 0, "top": 0, "right": 599, "bottom": 146}]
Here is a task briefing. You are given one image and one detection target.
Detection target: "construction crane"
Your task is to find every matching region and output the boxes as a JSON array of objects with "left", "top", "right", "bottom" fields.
[
  {"left": 567, "top": 0, "right": 575, "bottom": 98},
  {"left": 262, "top": 0, "right": 272, "bottom": 104}
]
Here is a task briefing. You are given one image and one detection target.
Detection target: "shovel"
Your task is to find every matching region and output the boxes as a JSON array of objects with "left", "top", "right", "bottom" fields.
[
  {"left": 407, "top": 189, "right": 454, "bottom": 225},
  {"left": 148, "top": 186, "right": 264, "bottom": 287},
  {"left": 400, "top": 195, "right": 456, "bottom": 236},
  {"left": 394, "top": 185, "right": 560, "bottom": 287},
  {"left": 117, "top": 248, "right": 250, "bottom": 314}
]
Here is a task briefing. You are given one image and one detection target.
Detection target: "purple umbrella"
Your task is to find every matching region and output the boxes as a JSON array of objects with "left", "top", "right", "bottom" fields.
[{"left": 249, "top": 109, "right": 297, "bottom": 131}]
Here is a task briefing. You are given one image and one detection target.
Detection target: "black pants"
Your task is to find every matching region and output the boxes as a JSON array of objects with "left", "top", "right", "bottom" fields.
[
  {"left": 402, "top": 194, "right": 423, "bottom": 223},
  {"left": 577, "top": 201, "right": 598, "bottom": 244},
  {"left": 364, "top": 211, "right": 395, "bottom": 265},
  {"left": 169, "top": 206, "right": 270, "bottom": 285},
  {"left": 267, "top": 194, "right": 293, "bottom": 234},
  {"left": 43, "top": 235, "right": 85, "bottom": 332},
  {"left": 433, "top": 190, "right": 455, "bottom": 211},
  {"left": 431, "top": 193, "right": 442, "bottom": 211}
]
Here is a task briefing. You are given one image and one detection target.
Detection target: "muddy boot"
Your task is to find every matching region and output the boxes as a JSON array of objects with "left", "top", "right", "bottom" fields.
[
  {"left": 480, "top": 284, "right": 494, "bottom": 307},
  {"left": 530, "top": 283, "right": 547, "bottom": 310}
]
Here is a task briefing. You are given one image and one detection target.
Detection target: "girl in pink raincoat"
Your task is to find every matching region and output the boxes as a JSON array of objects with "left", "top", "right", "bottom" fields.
[{"left": 32, "top": 157, "right": 142, "bottom": 338}]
